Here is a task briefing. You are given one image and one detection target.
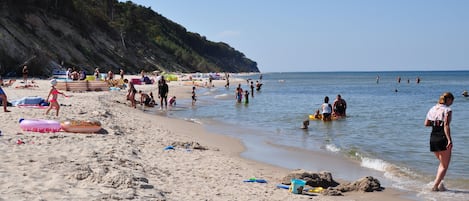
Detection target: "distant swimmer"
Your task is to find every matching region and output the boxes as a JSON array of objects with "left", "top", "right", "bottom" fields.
[
  {"left": 463, "top": 90, "right": 469, "bottom": 97},
  {"left": 301, "top": 119, "right": 310, "bottom": 129}
]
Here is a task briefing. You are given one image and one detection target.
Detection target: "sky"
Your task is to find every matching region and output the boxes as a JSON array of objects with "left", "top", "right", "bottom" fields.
[{"left": 123, "top": 0, "right": 469, "bottom": 72}]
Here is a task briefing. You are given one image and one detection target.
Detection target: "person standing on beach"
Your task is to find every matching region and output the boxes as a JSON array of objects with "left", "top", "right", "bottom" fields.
[
  {"left": 158, "top": 78, "right": 169, "bottom": 109},
  {"left": 424, "top": 92, "right": 454, "bottom": 192},
  {"left": 107, "top": 70, "right": 114, "bottom": 81},
  {"left": 225, "top": 77, "right": 230, "bottom": 89},
  {"left": 208, "top": 74, "right": 213, "bottom": 88},
  {"left": 120, "top": 69, "right": 124, "bottom": 80},
  {"left": 0, "top": 86, "right": 11, "bottom": 112},
  {"left": 140, "top": 70, "right": 145, "bottom": 80},
  {"left": 126, "top": 80, "right": 137, "bottom": 108},
  {"left": 45, "top": 79, "right": 68, "bottom": 116},
  {"left": 22, "top": 65, "right": 28, "bottom": 84},
  {"left": 94, "top": 68, "right": 100, "bottom": 80}
]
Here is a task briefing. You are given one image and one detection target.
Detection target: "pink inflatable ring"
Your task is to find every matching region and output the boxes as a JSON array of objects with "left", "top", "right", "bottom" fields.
[{"left": 19, "top": 118, "right": 61, "bottom": 133}]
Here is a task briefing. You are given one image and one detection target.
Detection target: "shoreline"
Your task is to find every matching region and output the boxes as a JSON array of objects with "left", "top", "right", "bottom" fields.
[{"left": 0, "top": 77, "right": 414, "bottom": 200}]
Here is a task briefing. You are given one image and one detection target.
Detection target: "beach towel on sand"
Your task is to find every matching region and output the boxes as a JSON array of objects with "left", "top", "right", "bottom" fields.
[{"left": 11, "top": 96, "right": 45, "bottom": 106}]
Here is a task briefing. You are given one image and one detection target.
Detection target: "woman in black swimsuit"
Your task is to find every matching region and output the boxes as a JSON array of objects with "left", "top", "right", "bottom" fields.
[{"left": 424, "top": 92, "right": 454, "bottom": 192}]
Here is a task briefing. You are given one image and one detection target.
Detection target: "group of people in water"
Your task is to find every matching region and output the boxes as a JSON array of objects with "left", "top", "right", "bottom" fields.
[
  {"left": 234, "top": 79, "right": 263, "bottom": 104},
  {"left": 307, "top": 94, "right": 347, "bottom": 123}
]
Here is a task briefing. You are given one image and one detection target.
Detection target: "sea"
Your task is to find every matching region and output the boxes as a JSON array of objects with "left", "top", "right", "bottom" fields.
[{"left": 162, "top": 71, "right": 469, "bottom": 201}]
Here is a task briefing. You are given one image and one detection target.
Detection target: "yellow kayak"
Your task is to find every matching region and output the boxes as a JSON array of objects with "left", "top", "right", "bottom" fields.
[{"left": 309, "top": 114, "right": 342, "bottom": 121}]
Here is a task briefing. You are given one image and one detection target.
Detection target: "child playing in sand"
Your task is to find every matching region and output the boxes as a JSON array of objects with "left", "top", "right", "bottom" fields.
[
  {"left": 45, "top": 79, "right": 68, "bottom": 116},
  {"left": 168, "top": 96, "right": 176, "bottom": 107}
]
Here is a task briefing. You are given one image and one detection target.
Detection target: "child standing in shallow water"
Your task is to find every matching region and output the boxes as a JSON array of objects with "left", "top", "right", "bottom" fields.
[
  {"left": 191, "top": 86, "right": 197, "bottom": 106},
  {"left": 45, "top": 79, "right": 67, "bottom": 116}
]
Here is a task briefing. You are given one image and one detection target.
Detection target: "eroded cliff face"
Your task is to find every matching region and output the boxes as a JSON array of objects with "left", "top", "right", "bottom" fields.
[{"left": 0, "top": 1, "right": 259, "bottom": 77}]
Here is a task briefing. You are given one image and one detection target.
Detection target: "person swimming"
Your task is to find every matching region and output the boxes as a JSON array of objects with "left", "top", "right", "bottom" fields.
[{"left": 301, "top": 119, "right": 310, "bottom": 129}]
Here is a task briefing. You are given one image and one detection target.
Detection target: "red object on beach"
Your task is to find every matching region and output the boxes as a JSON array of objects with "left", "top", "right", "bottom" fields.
[
  {"left": 17, "top": 104, "right": 49, "bottom": 109},
  {"left": 131, "top": 78, "right": 142, "bottom": 85}
]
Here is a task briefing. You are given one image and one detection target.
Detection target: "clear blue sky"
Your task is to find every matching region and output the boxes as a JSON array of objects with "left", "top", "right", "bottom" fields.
[{"left": 124, "top": 0, "right": 468, "bottom": 72}]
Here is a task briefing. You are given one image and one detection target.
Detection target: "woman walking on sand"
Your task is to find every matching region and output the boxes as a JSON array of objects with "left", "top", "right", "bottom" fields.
[
  {"left": 45, "top": 79, "right": 68, "bottom": 116},
  {"left": 424, "top": 92, "right": 454, "bottom": 192}
]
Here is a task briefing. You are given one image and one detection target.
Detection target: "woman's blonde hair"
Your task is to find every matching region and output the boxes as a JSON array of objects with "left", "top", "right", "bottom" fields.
[{"left": 438, "top": 92, "right": 454, "bottom": 104}]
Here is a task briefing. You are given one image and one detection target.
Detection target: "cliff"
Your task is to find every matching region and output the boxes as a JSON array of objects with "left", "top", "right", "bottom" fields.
[{"left": 0, "top": 0, "right": 259, "bottom": 77}]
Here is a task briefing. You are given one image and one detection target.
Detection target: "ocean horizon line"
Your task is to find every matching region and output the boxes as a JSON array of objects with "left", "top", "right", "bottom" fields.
[{"left": 260, "top": 69, "right": 469, "bottom": 74}]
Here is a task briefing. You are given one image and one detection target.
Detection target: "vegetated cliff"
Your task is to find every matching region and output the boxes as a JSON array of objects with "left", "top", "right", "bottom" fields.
[{"left": 0, "top": 0, "right": 259, "bottom": 77}]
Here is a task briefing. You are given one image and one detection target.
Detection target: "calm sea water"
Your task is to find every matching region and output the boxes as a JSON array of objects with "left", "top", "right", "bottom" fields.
[{"left": 167, "top": 71, "right": 469, "bottom": 201}]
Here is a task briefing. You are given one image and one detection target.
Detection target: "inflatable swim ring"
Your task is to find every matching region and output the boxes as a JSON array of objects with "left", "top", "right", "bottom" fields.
[
  {"left": 19, "top": 119, "right": 61, "bottom": 133},
  {"left": 61, "top": 120, "right": 101, "bottom": 133}
]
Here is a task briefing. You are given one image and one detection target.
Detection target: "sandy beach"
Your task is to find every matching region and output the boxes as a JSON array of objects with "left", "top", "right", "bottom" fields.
[{"left": 0, "top": 76, "right": 412, "bottom": 201}]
